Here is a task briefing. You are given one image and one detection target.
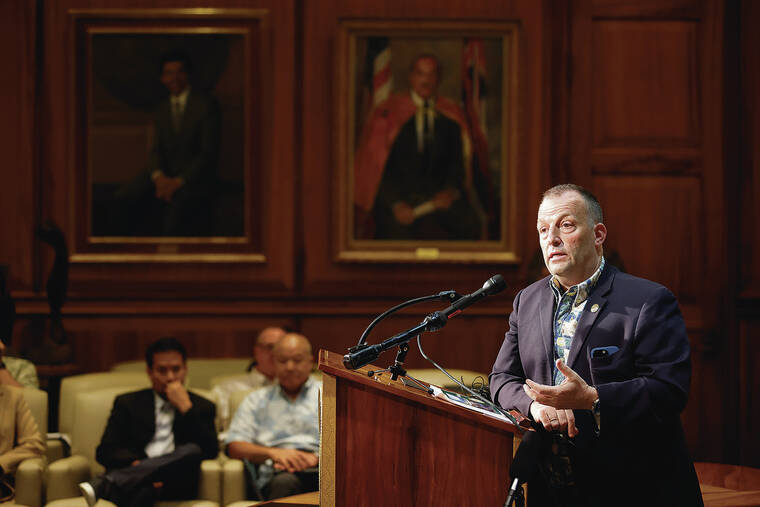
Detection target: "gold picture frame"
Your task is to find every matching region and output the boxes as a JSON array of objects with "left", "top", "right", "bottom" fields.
[
  {"left": 335, "top": 20, "right": 520, "bottom": 263},
  {"left": 68, "top": 8, "right": 269, "bottom": 263}
]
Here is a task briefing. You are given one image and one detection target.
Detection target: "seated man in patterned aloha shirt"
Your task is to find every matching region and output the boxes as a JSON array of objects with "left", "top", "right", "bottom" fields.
[{"left": 226, "top": 332, "right": 320, "bottom": 501}]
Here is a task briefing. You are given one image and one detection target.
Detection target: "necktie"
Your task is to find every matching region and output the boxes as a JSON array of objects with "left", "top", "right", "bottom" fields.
[
  {"left": 422, "top": 101, "right": 433, "bottom": 170},
  {"left": 172, "top": 99, "right": 182, "bottom": 131}
]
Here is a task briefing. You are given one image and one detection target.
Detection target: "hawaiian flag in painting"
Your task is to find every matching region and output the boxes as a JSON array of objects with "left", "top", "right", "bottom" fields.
[
  {"left": 368, "top": 37, "right": 392, "bottom": 106},
  {"left": 462, "top": 38, "right": 497, "bottom": 238}
]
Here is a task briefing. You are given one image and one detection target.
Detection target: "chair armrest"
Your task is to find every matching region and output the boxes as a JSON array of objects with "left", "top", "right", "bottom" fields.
[
  {"left": 222, "top": 458, "right": 248, "bottom": 506},
  {"left": 45, "top": 455, "right": 90, "bottom": 502},
  {"left": 46, "top": 438, "right": 69, "bottom": 463},
  {"left": 15, "top": 457, "right": 46, "bottom": 507},
  {"left": 197, "top": 458, "right": 222, "bottom": 503}
]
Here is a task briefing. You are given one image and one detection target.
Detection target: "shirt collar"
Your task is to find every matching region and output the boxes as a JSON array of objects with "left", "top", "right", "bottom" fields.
[
  {"left": 171, "top": 86, "right": 191, "bottom": 108},
  {"left": 276, "top": 376, "right": 315, "bottom": 401},
  {"left": 410, "top": 90, "right": 435, "bottom": 109},
  {"left": 153, "top": 391, "right": 174, "bottom": 412},
  {"left": 550, "top": 256, "right": 606, "bottom": 307}
]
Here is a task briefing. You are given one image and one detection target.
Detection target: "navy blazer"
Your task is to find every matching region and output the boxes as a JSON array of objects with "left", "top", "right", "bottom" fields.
[
  {"left": 490, "top": 265, "right": 703, "bottom": 506},
  {"left": 96, "top": 388, "right": 218, "bottom": 471}
]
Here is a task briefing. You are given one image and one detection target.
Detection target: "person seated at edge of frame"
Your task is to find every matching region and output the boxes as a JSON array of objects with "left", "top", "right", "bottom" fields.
[
  {"left": 0, "top": 366, "right": 45, "bottom": 501},
  {"left": 0, "top": 266, "right": 39, "bottom": 389},
  {"left": 113, "top": 49, "right": 221, "bottom": 237},
  {"left": 78, "top": 337, "right": 218, "bottom": 507},
  {"left": 212, "top": 326, "right": 287, "bottom": 431},
  {"left": 226, "top": 333, "right": 320, "bottom": 501}
]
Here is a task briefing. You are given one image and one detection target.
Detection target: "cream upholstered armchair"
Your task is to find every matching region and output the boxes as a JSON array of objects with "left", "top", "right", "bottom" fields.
[
  {"left": 219, "top": 388, "right": 257, "bottom": 507},
  {"left": 45, "top": 386, "right": 221, "bottom": 507},
  {"left": 53, "top": 372, "right": 150, "bottom": 462},
  {"left": 14, "top": 387, "right": 48, "bottom": 507}
]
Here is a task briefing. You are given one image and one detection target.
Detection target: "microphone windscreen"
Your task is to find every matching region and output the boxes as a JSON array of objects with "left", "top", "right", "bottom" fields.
[
  {"left": 484, "top": 274, "right": 506, "bottom": 295},
  {"left": 510, "top": 430, "right": 542, "bottom": 481}
]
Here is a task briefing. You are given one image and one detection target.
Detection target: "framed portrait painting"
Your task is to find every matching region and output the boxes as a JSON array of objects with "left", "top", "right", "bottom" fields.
[
  {"left": 335, "top": 20, "right": 520, "bottom": 263},
  {"left": 69, "top": 9, "right": 269, "bottom": 262}
]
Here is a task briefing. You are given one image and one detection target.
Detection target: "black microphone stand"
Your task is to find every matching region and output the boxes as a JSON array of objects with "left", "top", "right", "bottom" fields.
[{"left": 366, "top": 340, "right": 432, "bottom": 394}]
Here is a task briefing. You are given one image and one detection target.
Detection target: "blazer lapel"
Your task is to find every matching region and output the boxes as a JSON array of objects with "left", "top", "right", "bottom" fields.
[
  {"left": 138, "top": 389, "right": 157, "bottom": 443},
  {"left": 567, "top": 265, "right": 616, "bottom": 370},
  {"left": 537, "top": 280, "right": 557, "bottom": 384},
  {"left": 178, "top": 92, "right": 201, "bottom": 137}
]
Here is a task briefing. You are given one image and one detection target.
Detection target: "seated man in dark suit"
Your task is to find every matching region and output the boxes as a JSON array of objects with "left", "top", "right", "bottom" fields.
[{"left": 78, "top": 337, "right": 218, "bottom": 507}]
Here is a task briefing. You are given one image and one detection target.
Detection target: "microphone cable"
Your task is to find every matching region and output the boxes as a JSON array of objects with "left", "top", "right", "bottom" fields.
[{"left": 415, "top": 334, "right": 519, "bottom": 427}]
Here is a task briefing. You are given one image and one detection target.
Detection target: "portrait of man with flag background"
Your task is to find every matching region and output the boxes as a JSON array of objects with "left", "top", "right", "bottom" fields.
[{"left": 350, "top": 34, "right": 507, "bottom": 243}]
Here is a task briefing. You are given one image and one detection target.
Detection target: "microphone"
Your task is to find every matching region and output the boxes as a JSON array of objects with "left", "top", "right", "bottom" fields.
[
  {"left": 342, "top": 276, "right": 505, "bottom": 370},
  {"left": 343, "top": 343, "right": 382, "bottom": 370},
  {"left": 504, "top": 430, "right": 542, "bottom": 507},
  {"left": 425, "top": 274, "right": 506, "bottom": 331}
]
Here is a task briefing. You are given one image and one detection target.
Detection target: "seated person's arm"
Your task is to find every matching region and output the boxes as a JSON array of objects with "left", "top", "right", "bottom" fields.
[
  {"left": 227, "top": 441, "right": 318, "bottom": 473},
  {"left": 0, "top": 388, "right": 44, "bottom": 476},
  {"left": 168, "top": 383, "right": 218, "bottom": 460},
  {"left": 96, "top": 396, "right": 145, "bottom": 470}
]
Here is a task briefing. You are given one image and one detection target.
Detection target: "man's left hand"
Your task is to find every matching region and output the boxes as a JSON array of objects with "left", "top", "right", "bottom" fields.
[
  {"left": 165, "top": 381, "right": 193, "bottom": 414},
  {"left": 523, "top": 359, "right": 597, "bottom": 410}
]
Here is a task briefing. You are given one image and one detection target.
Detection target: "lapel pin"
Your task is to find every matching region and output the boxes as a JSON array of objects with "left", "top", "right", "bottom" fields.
[{"left": 590, "top": 304, "right": 599, "bottom": 313}]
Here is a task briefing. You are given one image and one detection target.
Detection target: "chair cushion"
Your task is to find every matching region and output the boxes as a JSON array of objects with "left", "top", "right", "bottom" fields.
[{"left": 59, "top": 373, "right": 150, "bottom": 435}]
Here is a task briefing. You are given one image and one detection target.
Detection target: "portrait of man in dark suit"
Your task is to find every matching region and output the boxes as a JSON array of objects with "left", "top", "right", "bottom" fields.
[
  {"left": 113, "top": 50, "right": 222, "bottom": 236},
  {"left": 87, "top": 34, "right": 248, "bottom": 239}
]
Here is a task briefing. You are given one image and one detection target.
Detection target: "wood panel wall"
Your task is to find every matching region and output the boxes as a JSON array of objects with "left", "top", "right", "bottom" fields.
[
  {"left": 1, "top": 0, "right": 756, "bottom": 466},
  {"left": 738, "top": 0, "right": 760, "bottom": 469}
]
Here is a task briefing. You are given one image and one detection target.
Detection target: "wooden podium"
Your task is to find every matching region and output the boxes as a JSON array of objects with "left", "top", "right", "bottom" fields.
[{"left": 318, "top": 349, "right": 522, "bottom": 506}]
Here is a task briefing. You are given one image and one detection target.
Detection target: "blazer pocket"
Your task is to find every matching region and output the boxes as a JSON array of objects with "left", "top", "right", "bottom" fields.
[{"left": 589, "top": 355, "right": 617, "bottom": 385}]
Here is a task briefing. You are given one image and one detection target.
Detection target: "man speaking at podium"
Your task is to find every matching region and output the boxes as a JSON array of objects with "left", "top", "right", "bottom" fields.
[{"left": 490, "top": 184, "right": 702, "bottom": 506}]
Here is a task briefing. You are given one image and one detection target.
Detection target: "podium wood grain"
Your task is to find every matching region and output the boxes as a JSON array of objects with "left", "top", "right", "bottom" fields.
[{"left": 318, "top": 349, "right": 519, "bottom": 507}]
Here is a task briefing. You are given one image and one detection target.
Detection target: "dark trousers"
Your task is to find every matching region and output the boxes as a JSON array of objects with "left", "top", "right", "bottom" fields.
[
  {"left": 101, "top": 443, "right": 202, "bottom": 507},
  {"left": 113, "top": 172, "right": 214, "bottom": 236},
  {"left": 262, "top": 469, "right": 319, "bottom": 501}
]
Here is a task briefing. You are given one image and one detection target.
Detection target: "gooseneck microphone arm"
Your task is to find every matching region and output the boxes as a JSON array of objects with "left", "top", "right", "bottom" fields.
[
  {"left": 355, "top": 290, "right": 461, "bottom": 347},
  {"left": 344, "top": 275, "right": 506, "bottom": 370}
]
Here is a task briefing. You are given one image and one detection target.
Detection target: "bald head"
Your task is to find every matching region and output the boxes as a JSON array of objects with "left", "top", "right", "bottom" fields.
[
  {"left": 273, "top": 333, "right": 313, "bottom": 397},
  {"left": 274, "top": 333, "right": 311, "bottom": 356}
]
